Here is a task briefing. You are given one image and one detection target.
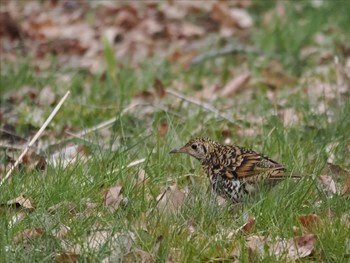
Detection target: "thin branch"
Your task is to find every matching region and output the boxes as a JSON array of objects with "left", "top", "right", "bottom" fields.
[
  {"left": 0, "top": 91, "right": 71, "bottom": 187},
  {"left": 166, "top": 89, "right": 235, "bottom": 124},
  {"left": 191, "top": 44, "right": 260, "bottom": 65}
]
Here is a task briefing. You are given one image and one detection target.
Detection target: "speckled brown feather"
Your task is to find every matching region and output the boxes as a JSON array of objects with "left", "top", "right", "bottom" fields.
[{"left": 170, "top": 137, "right": 295, "bottom": 202}]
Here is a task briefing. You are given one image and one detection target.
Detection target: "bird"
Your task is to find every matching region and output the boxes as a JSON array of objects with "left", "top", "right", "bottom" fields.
[{"left": 170, "top": 137, "right": 298, "bottom": 203}]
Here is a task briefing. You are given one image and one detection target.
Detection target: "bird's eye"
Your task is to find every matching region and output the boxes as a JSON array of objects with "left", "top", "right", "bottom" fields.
[{"left": 191, "top": 144, "right": 198, "bottom": 150}]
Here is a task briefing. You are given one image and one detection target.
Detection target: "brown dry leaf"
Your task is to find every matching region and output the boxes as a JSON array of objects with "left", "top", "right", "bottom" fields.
[
  {"left": 286, "top": 234, "right": 316, "bottom": 260},
  {"left": 242, "top": 217, "right": 256, "bottom": 233},
  {"left": 318, "top": 175, "right": 338, "bottom": 194},
  {"left": 156, "top": 184, "right": 186, "bottom": 214},
  {"left": 211, "top": 3, "right": 253, "bottom": 29},
  {"left": 153, "top": 78, "right": 166, "bottom": 98},
  {"left": 220, "top": 72, "right": 250, "bottom": 97},
  {"left": 158, "top": 121, "right": 169, "bottom": 137},
  {"left": 248, "top": 234, "right": 316, "bottom": 260},
  {"left": 104, "top": 184, "right": 123, "bottom": 212},
  {"left": 35, "top": 155, "right": 47, "bottom": 171},
  {"left": 6, "top": 193, "right": 35, "bottom": 210},
  {"left": 55, "top": 252, "right": 79, "bottom": 263},
  {"left": 299, "top": 214, "right": 319, "bottom": 229},
  {"left": 14, "top": 228, "right": 45, "bottom": 244},
  {"left": 326, "top": 162, "right": 350, "bottom": 177},
  {"left": 246, "top": 235, "right": 266, "bottom": 255},
  {"left": 38, "top": 86, "right": 56, "bottom": 106}
]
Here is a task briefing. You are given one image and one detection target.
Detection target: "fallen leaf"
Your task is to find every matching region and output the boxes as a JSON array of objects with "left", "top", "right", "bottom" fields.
[
  {"left": 220, "top": 72, "right": 251, "bottom": 97},
  {"left": 38, "top": 86, "right": 56, "bottom": 106},
  {"left": 318, "top": 175, "right": 338, "bottom": 194},
  {"left": 299, "top": 214, "right": 319, "bottom": 229},
  {"left": 242, "top": 217, "right": 256, "bottom": 233},
  {"left": 156, "top": 184, "right": 186, "bottom": 214},
  {"left": 55, "top": 252, "right": 79, "bottom": 263},
  {"left": 246, "top": 235, "right": 266, "bottom": 255},
  {"left": 211, "top": 3, "right": 253, "bottom": 29},
  {"left": 14, "top": 228, "right": 45, "bottom": 243},
  {"left": 326, "top": 162, "right": 350, "bottom": 177},
  {"left": 158, "top": 121, "right": 168, "bottom": 137},
  {"left": 137, "top": 169, "right": 147, "bottom": 186},
  {"left": 286, "top": 234, "right": 316, "bottom": 260},
  {"left": 5, "top": 193, "right": 35, "bottom": 210},
  {"left": 104, "top": 185, "right": 123, "bottom": 212},
  {"left": 87, "top": 230, "right": 109, "bottom": 250},
  {"left": 153, "top": 78, "right": 166, "bottom": 98},
  {"left": 53, "top": 224, "right": 70, "bottom": 239},
  {"left": 247, "top": 234, "right": 316, "bottom": 260}
]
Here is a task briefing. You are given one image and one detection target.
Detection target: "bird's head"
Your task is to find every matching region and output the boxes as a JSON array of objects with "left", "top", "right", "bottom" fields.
[{"left": 170, "top": 137, "right": 215, "bottom": 161}]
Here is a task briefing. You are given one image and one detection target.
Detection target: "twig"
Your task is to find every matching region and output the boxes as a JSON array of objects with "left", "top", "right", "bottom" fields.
[
  {"left": 108, "top": 158, "right": 146, "bottom": 175},
  {"left": 0, "top": 91, "right": 71, "bottom": 187},
  {"left": 166, "top": 89, "right": 235, "bottom": 124},
  {"left": 191, "top": 44, "right": 261, "bottom": 65}
]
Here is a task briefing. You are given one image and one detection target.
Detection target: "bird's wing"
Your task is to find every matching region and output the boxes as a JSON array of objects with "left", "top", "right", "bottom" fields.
[{"left": 223, "top": 149, "right": 286, "bottom": 179}]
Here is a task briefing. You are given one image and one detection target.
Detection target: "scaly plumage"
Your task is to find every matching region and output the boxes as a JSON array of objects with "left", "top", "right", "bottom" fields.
[{"left": 170, "top": 137, "right": 295, "bottom": 202}]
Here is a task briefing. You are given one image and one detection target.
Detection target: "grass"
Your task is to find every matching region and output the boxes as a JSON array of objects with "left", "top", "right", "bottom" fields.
[{"left": 1, "top": 1, "right": 350, "bottom": 262}]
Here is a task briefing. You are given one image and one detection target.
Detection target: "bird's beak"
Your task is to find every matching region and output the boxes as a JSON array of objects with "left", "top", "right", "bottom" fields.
[
  {"left": 170, "top": 148, "right": 180, "bottom": 154},
  {"left": 169, "top": 147, "right": 186, "bottom": 154}
]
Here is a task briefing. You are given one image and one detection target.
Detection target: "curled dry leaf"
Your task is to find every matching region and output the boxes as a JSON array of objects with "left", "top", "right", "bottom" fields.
[
  {"left": 318, "top": 175, "right": 338, "bottom": 194},
  {"left": 153, "top": 78, "right": 166, "bottom": 98},
  {"left": 104, "top": 184, "right": 123, "bottom": 212},
  {"left": 285, "top": 234, "right": 316, "bottom": 260},
  {"left": 156, "top": 184, "right": 186, "bottom": 214},
  {"left": 5, "top": 193, "right": 35, "bottom": 210},
  {"left": 220, "top": 72, "right": 251, "bottom": 97},
  {"left": 242, "top": 217, "right": 256, "bottom": 233}
]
